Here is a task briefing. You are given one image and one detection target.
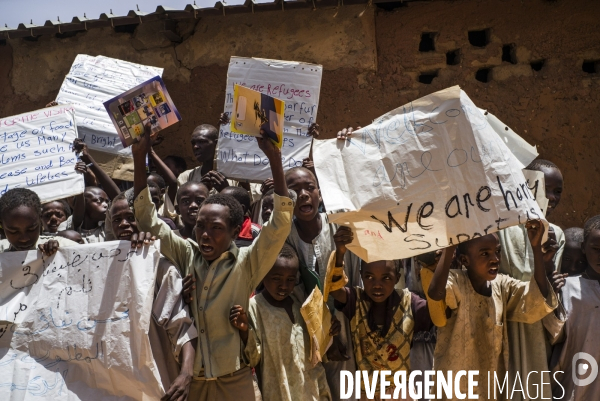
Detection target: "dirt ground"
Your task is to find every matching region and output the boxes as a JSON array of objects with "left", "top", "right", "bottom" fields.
[{"left": 1, "top": 0, "right": 599, "bottom": 228}]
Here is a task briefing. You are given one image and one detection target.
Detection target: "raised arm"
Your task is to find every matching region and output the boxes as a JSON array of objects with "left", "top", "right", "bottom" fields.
[
  {"left": 73, "top": 139, "right": 120, "bottom": 200},
  {"left": 245, "top": 131, "right": 294, "bottom": 288},
  {"left": 132, "top": 125, "right": 192, "bottom": 273},
  {"left": 148, "top": 137, "right": 178, "bottom": 204},
  {"left": 326, "top": 227, "right": 354, "bottom": 304},
  {"left": 427, "top": 245, "right": 456, "bottom": 301},
  {"left": 526, "top": 220, "right": 549, "bottom": 298}
]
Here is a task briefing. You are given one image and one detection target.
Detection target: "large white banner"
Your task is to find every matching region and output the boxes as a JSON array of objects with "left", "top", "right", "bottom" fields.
[
  {"left": 217, "top": 57, "right": 323, "bottom": 182},
  {"left": 0, "top": 242, "right": 163, "bottom": 400},
  {"left": 313, "top": 86, "right": 545, "bottom": 262},
  {"left": 0, "top": 105, "right": 84, "bottom": 202},
  {"left": 55, "top": 55, "right": 163, "bottom": 156}
]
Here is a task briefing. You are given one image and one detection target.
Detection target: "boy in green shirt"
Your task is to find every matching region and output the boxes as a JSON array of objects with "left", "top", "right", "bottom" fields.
[{"left": 132, "top": 127, "right": 294, "bottom": 400}]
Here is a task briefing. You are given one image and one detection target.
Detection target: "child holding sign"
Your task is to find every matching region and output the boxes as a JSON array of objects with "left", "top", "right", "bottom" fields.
[
  {"left": 427, "top": 222, "right": 558, "bottom": 401},
  {"left": 229, "top": 244, "right": 333, "bottom": 401},
  {"left": 497, "top": 158, "right": 565, "bottom": 400},
  {"left": 328, "top": 227, "right": 432, "bottom": 400},
  {"left": 131, "top": 124, "right": 294, "bottom": 401}
]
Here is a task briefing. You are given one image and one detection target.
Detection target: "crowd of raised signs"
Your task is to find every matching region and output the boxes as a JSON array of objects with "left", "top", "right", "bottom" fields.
[{"left": 0, "top": 103, "right": 598, "bottom": 401}]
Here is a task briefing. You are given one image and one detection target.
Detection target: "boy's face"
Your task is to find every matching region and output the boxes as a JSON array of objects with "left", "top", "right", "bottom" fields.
[
  {"left": 562, "top": 239, "right": 586, "bottom": 276},
  {"left": 41, "top": 201, "right": 67, "bottom": 233},
  {"left": 582, "top": 229, "right": 600, "bottom": 275},
  {"left": 165, "top": 159, "right": 184, "bottom": 178},
  {"left": 147, "top": 176, "right": 166, "bottom": 196},
  {"left": 84, "top": 188, "right": 109, "bottom": 222},
  {"left": 1, "top": 205, "right": 41, "bottom": 251},
  {"left": 195, "top": 204, "right": 240, "bottom": 262},
  {"left": 360, "top": 260, "right": 399, "bottom": 304},
  {"left": 149, "top": 187, "right": 163, "bottom": 211},
  {"left": 191, "top": 130, "right": 217, "bottom": 164},
  {"left": 460, "top": 234, "right": 501, "bottom": 281},
  {"left": 110, "top": 199, "right": 138, "bottom": 240},
  {"left": 261, "top": 195, "right": 274, "bottom": 223},
  {"left": 286, "top": 169, "right": 321, "bottom": 222},
  {"left": 262, "top": 257, "right": 299, "bottom": 301},
  {"left": 540, "top": 166, "right": 563, "bottom": 216},
  {"left": 176, "top": 184, "right": 208, "bottom": 228}
]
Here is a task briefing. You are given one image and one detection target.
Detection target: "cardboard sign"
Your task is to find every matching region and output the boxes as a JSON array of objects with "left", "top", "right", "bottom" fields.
[
  {"left": 0, "top": 242, "right": 163, "bottom": 400},
  {"left": 313, "top": 86, "right": 546, "bottom": 262},
  {"left": 55, "top": 55, "right": 163, "bottom": 156},
  {"left": 0, "top": 105, "right": 84, "bottom": 202},
  {"left": 217, "top": 57, "right": 323, "bottom": 182}
]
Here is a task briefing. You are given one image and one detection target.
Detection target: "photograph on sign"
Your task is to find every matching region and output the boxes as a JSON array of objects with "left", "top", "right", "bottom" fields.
[
  {"left": 230, "top": 84, "right": 285, "bottom": 149},
  {"left": 104, "top": 76, "right": 181, "bottom": 147}
]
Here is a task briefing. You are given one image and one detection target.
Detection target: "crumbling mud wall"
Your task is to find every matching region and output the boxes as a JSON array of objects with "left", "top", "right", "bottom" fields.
[{"left": 1, "top": 0, "right": 599, "bottom": 228}]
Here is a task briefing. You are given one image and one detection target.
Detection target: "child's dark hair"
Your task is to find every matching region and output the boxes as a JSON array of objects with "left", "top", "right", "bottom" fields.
[
  {"left": 0, "top": 188, "right": 42, "bottom": 220},
  {"left": 583, "top": 215, "right": 600, "bottom": 244},
  {"left": 223, "top": 186, "right": 251, "bottom": 212},
  {"left": 202, "top": 194, "right": 244, "bottom": 228},
  {"left": 148, "top": 172, "right": 166, "bottom": 189},
  {"left": 278, "top": 243, "right": 299, "bottom": 263},
  {"left": 525, "top": 159, "right": 559, "bottom": 172},
  {"left": 261, "top": 188, "right": 274, "bottom": 199},
  {"left": 564, "top": 227, "right": 584, "bottom": 243},
  {"left": 285, "top": 166, "right": 317, "bottom": 182},
  {"left": 164, "top": 155, "right": 187, "bottom": 172},
  {"left": 176, "top": 181, "right": 209, "bottom": 203},
  {"left": 43, "top": 199, "right": 72, "bottom": 217},
  {"left": 193, "top": 124, "right": 218, "bottom": 139},
  {"left": 360, "top": 259, "right": 403, "bottom": 277}
]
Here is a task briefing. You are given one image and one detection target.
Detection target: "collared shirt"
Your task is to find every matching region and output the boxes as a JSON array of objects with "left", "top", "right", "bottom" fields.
[{"left": 134, "top": 186, "right": 293, "bottom": 378}]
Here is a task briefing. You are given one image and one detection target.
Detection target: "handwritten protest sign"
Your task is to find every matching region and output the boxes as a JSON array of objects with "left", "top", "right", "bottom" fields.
[
  {"left": 0, "top": 105, "right": 84, "bottom": 202},
  {"left": 522, "top": 169, "right": 549, "bottom": 216},
  {"left": 313, "top": 86, "right": 545, "bottom": 262},
  {"left": 0, "top": 242, "right": 163, "bottom": 400},
  {"left": 55, "top": 54, "right": 163, "bottom": 156},
  {"left": 217, "top": 57, "right": 323, "bottom": 182}
]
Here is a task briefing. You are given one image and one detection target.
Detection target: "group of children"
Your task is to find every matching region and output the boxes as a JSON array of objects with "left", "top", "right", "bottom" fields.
[{"left": 0, "top": 113, "right": 598, "bottom": 401}]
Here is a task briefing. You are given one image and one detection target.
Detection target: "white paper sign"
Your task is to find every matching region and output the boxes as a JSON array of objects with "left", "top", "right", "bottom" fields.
[
  {"left": 55, "top": 55, "right": 163, "bottom": 156},
  {"left": 0, "top": 105, "right": 84, "bottom": 202},
  {"left": 217, "top": 57, "right": 323, "bottom": 182},
  {"left": 522, "top": 169, "right": 549, "bottom": 216},
  {"left": 313, "top": 86, "right": 546, "bottom": 262},
  {"left": 0, "top": 242, "right": 163, "bottom": 400}
]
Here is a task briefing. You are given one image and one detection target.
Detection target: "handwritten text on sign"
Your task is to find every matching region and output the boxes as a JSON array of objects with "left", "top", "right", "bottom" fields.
[
  {"left": 0, "top": 242, "right": 163, "bottom": 400},
  {"left": 217, "top": 57, "right": 323, "bottom": 182},
  {"left": 313, "top": 86, "right": 545, "bottom": 262},
  {"left": 0, "top": 105, "right": 84, "bottom": 202},
  {"left": 55, "top": 54, "right": 163, "bottom": 156}
]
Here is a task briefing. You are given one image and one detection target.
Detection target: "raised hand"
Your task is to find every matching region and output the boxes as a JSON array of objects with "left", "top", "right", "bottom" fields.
[
  {"left": 308, "top": 123, "right": 320, "bottom": 138},
  {"left": 130, "top": 231, "right": 155, "bottom": 249},
  {"left": 39, "top": 240, "right": 60, "bottom": 256}
]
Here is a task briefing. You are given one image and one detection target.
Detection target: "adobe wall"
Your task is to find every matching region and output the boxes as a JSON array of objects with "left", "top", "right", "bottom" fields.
[{"left": 1, "top": 0, "right": 599, "bottom": 228}]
